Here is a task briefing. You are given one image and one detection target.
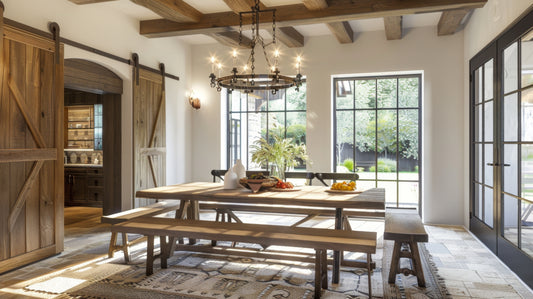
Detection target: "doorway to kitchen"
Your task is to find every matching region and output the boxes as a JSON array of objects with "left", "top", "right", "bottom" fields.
[{"left": 64, "top": 59, "right": 122, "bottom": 217}]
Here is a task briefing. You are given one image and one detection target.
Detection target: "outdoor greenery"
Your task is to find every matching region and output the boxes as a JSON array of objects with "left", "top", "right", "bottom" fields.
[
  {"left": 343, "top": 158, "right": 355, "bottom": 172},
  {"left": 336, "top": 78, "right": 419, "bottom": 164},
  {"left": 369, "top": 158, "right": 397, "bottom": 172}
]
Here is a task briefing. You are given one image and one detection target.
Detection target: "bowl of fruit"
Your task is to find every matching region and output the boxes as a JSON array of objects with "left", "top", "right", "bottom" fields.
[
  {"left": 326, "top": 181, "right": 363, "bottom": 193},
  {"left": 239, "top": 173, "right": 278, "bottom": 193}
]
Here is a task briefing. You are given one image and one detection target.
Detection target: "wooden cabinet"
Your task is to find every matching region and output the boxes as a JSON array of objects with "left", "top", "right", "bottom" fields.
[{"left": 65, "top": 167, "right": 104, "bottom": 208}]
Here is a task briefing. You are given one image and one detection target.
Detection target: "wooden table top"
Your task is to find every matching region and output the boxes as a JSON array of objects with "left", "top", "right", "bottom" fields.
[{"left": 136, "top": 182, "right": 385, "bottom": 210}]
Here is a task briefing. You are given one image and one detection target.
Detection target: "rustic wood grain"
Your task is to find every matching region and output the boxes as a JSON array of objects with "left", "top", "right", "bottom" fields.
[
  {"left": 25, "top": 45, "right": 41, "bottom": 252},
  {"left": 140, "top": 0, "right": 487, "bottom": 37},
  {"left": 68, "top": 0, "right": 118, "bottom": 4},
  {"left": 207, "top": 31, "right": 252, "bottom": 49},
  {"left": 40, "top": 50, "right": 56, "bottom": 248},
  {"left": 112, "top": 217, "right": 377, "bottom": 253},
  {"left": 133, "top": 68, "right": 165, "bottom": 208},
  {"left": 137, "top": 183, "right": 385, "bottom": 210},
  {"left": 326, "top": 21, "right": 354, "bottom": 43},
  {"left": 0, "top": 10, "right": 8, "bottom": 261},
  {"left": 53, "top": 43, "right": 64, "bottom": 253},
  {"left": 64, "top": 59, "right": 123, "bottom": 94},
  {"left": 384, "top": 212, "right": 428, "bottom": 242},
  {"left": 0, "top": 22, "right": 63, "bottom": 272},
  {"left": 277, "top": 27, "right": 304, "bottom": 48},
  {"left": 131, "top": 0, "right": 202, "bottom": 23},
  {"left": 438, "top": 8, "right": 470, "bottom": 35},
  {"left": 384, "top": 16, "right": 402, "bottom": 40}
]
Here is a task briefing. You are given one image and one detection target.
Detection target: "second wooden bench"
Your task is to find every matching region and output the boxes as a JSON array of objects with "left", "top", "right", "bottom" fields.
[{"left": 112, "top": 217, "right": 377, "bottom": 299}]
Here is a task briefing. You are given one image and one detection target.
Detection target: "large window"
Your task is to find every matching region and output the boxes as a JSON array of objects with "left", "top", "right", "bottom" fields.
[
  {"left": 227, "top": 83, "right": 307, "bottom": 170},
  {"left": 333, "top": 75, "right": 422, "bottom": 208}
]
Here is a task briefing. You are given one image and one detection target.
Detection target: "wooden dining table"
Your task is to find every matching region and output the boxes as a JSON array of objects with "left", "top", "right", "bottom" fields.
[{"left": 136, "top": 182, "right": 385, "bottom": 283}]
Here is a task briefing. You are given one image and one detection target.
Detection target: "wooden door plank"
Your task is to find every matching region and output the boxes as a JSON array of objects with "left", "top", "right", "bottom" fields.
[
  {"left": 9, "top": 40, "right": 27, "bottom": 257},
  {"left": 53, "top": 45, "right": 64, "bottom": 253},
  {"left": 8, "top": 160, "right": 44, "bottom": 232},
  {"left": 39, "top": 50, "right": 55, "bottom": 248},
  {"left": 7, "top": 76, "right": 47, "bottom": 148},
  {"left": 25, "top": 45, "right": 41, "bottom": 251},
  {"left": 3, "top": 26, "right": 54, "bottom": 53},
  {"left": 0, "top": 148, "right": 57, "bottom": 163},
  {"left": 0, "top": 25, "right": 9, "bottom": 261}
]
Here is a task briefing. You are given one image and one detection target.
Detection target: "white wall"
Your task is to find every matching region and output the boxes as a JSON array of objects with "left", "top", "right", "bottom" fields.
[
  {"left": 2, "top": 0, "right": 192, "bottom": 210},
  {"left": 462, "top": 0, "right": 533, "bottom": 227},
  {"left": 191, "top": 26, "right": 465, "bottom": 225}
]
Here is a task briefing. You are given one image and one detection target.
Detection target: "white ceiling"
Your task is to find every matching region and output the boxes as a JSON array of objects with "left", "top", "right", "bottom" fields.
[{"left": 97, "top": 0, "right": 443, "bottom": 45}]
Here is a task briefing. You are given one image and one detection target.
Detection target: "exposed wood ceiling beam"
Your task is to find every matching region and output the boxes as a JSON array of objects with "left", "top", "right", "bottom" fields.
[
  {"left": 223, "top": 0, "right": 265, "bottom": 12},
  {"left": 220, "top": 0, "right": 304, "bottom": 48},
  {"left": 302, "top": 0, "right": 328, "bottom": 11},
  {"left": 384, "top": 16, "right": 402, "bottom": 40},
  {"left": 140, "top": 0, "right": 487, "bottom": 38},
  {"left": 208, "top": 31, "right": 252, "bottom": 48},
  {"left": 130, "top": 0, "right": 202, "bottom": 23},
  {"left": 438, "top": 8, "right": 471, "bottom": 35},
  {"left": 277, "top": 27, "right": 304, "bottom": 48},
  {"left": 326, "top": 22, "right": 354, "bottom": 44},
  {"left": 68, "top": 0, "right": 117, "bottom": 4}
]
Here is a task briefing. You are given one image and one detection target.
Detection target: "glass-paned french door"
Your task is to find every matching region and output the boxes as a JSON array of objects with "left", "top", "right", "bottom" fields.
[{"left": 470, "top": 9, "right": 533, "bottom": 288}]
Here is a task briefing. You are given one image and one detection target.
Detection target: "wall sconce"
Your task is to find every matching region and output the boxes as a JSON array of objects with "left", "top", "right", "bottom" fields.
[{"left": 188, "top": 91, "right": 201, "bottom": 110}]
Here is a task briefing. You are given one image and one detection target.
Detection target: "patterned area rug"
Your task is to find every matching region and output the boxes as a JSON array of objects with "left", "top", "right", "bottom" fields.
[{"left": 21, "top": 239, "right": 447, "bottom": 298}]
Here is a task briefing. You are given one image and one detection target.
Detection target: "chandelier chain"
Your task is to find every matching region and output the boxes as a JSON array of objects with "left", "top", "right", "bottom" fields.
[
  {"left": 239, "top": 13, "right": 242, "bottom": 46},
  {"left": 272, "top": 11, "right": 276, "bottom": 44}
]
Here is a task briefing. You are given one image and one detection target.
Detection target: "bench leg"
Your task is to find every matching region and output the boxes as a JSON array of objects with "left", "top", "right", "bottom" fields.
[
  {"left": 108, "top": 232, "right": 118, "bottom": 258},
  {"left": 409, "top": 241, "right": 426, "bottom": 287},
  {"left": 121, "top": 233, "right": 130, "bottom": 262},
  {"left": 146, "top": 235, "right": 154, "bottom": 276},
  {"left": 314, "top": 249, "right": 324, "bottom": 299},
  {"left": 321, "top": 249, "right": 328, "bottom": 289},
  {"left": 160, "top": 236, "right": 169, "bottom": 269},
  {"left": 388, "top": 241, "right": 402, "bottom": 284},
  {"left": 367, "top": 253, "right": 373, "bottom": 298}
]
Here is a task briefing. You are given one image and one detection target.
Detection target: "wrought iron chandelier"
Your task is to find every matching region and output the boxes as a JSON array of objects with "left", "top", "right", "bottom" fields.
[{"left": 209, "top": 0, "right": 303, "bottom": 95}]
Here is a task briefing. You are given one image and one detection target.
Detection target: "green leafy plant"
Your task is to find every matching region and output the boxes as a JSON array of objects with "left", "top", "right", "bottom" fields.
[
  {"left": 342, "top": 159, "right": 355, "bottom": 172},
  {"left": 369, "top": 158, "right": 397, "bottom": 172},
  {"left": 250, "top": 135, "right": 308, "bottom": 179}
]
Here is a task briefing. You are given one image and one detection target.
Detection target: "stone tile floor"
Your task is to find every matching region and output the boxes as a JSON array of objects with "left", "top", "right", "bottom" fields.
[{"left": 0, "top": 207, "right": 532, "bottom": 298}]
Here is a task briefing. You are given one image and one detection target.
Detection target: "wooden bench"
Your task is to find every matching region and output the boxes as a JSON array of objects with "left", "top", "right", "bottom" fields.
[
  {"left": 101, "top": 200, "right": 182, "bottom": 262},
  {"left": 384, "top": 210, "right": 428, "bottom": 287},
  {"left": 112, "top": 217, "right": 377, "bottom": 299}
]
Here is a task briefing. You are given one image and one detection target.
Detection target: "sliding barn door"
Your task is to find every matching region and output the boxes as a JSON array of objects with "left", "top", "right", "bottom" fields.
[
  {"left": 0, "top": 21, "right": 64, "bottom": 273},
  {"left": 133, "top": 68, "right": 166, "bottom": 207}
]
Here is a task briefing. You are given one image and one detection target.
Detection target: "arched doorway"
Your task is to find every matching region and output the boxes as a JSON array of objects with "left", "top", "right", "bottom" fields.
[{"left": 64, "top": 59, "right": 122, "bottom": 216}]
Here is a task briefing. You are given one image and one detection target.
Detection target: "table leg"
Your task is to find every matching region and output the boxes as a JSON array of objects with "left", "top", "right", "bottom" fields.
[
  {"left": 187, "top": 200, "right": 199, "bottom": 245},
  {"left": 333, "top": 208, "right": 343, "bottom": 284}
]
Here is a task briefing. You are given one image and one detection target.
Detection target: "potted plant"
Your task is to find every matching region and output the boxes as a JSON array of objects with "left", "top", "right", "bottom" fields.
[{"left": 250, "top": 135, "right": 309, "bottom": 180}]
